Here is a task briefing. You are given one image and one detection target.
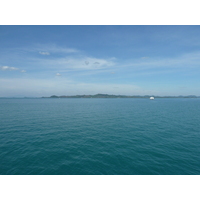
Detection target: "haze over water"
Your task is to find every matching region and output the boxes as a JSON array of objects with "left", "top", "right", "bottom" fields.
[{"left": 1, "top": 98, "right": 200, "bottom": 175}]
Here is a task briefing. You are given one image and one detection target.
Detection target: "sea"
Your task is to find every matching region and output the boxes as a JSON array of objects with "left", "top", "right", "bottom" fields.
[{"left": 0, "top": 98, "right": 200, "bottom": 175}]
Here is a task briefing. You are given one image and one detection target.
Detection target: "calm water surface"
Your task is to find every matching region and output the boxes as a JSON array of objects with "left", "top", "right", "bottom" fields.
[{"left": 0, "top": 98, "right": 200, "bottom": 175}]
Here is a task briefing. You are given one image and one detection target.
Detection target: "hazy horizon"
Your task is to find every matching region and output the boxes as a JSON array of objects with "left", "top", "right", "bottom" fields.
[
  {"left": 1, "top": 93, "right": 200, "bottom": 98},
  {"left": 1, "top": 25, "right": 200, "bottom": 97}
]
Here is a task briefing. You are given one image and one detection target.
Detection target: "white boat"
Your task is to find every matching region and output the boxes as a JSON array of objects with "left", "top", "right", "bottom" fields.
[{"left": 150, "top": 97, "right": 154, "bottom": 100}]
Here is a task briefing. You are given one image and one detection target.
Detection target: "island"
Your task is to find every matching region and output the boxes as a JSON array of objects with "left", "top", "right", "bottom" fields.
[{"left": 42, "top": 94, "right": 200, "bottom": 98}]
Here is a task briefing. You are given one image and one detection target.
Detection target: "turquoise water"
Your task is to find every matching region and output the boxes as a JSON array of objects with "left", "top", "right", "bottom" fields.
[{"left": 0, "top": 98, "right": 200, "bottom": 175}]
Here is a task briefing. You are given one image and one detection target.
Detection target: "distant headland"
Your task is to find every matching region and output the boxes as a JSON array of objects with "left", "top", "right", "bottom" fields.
[{"left": 42, "top": 94, "right": 200, "bottom": 98}]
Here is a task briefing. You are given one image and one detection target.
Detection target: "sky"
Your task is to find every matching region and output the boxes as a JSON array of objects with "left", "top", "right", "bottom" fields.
[{"left": 1, "top": 25, "right": 200, "bottom": 97}]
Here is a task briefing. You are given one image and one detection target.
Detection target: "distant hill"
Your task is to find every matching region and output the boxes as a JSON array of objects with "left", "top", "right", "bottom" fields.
[{"left": 42, "top": 94, "right": 200, "bottom": 98}]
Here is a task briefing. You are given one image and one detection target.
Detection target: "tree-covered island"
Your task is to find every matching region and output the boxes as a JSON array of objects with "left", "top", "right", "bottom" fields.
[{"left": 42, "top": 94, "right": 200, "bottom": 98}]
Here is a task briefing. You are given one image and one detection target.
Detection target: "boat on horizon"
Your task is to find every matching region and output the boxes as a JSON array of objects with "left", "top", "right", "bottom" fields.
[{"left": 150, "top": 97, "right": 154, "bottom": 100}]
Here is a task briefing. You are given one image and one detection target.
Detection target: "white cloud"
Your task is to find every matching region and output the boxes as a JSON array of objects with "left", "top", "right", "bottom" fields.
[
  {"left": 56, "top": 73, "right": 61, "bottom": 76},
  {"left": 2, "top": 45, "right": 78, "bottom": 58},
  {"left": 39, "top": 51, "right": 50, "bottom": 55},
  {"left": 1, "top": 66, "right": 27, "bottom": 73},
  {"left": 35, "top": 44, "right": 78, "bottom": 54},
  {"left": 68, "top": 57, "right": 115, "bottom": 70},
  {"left": 1, "top": 66, "right": 19, "bottom": 71},
  {"left": 35, "top": 56, "right": 116, "bottom": 72},
  {"left": 123, "top": 51, "right": 200, "bottom": 71},
  {"left": 0, "top": 44, "right": 114, "bottom": 74}
]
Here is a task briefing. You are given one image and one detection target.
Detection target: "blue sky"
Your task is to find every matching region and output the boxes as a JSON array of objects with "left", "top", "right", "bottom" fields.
[{"left": 1, "top": 25, "right": 200, "bottom": 97}]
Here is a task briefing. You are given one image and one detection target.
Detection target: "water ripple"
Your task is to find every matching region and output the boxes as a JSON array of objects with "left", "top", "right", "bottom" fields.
[{"left": 1, "top": 98, "right": 200, "bottom": 174}]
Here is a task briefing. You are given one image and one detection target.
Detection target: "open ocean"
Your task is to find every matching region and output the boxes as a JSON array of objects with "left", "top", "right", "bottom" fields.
[{"left": 0, "top": 98, "right": 200, "bottom": 175}]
